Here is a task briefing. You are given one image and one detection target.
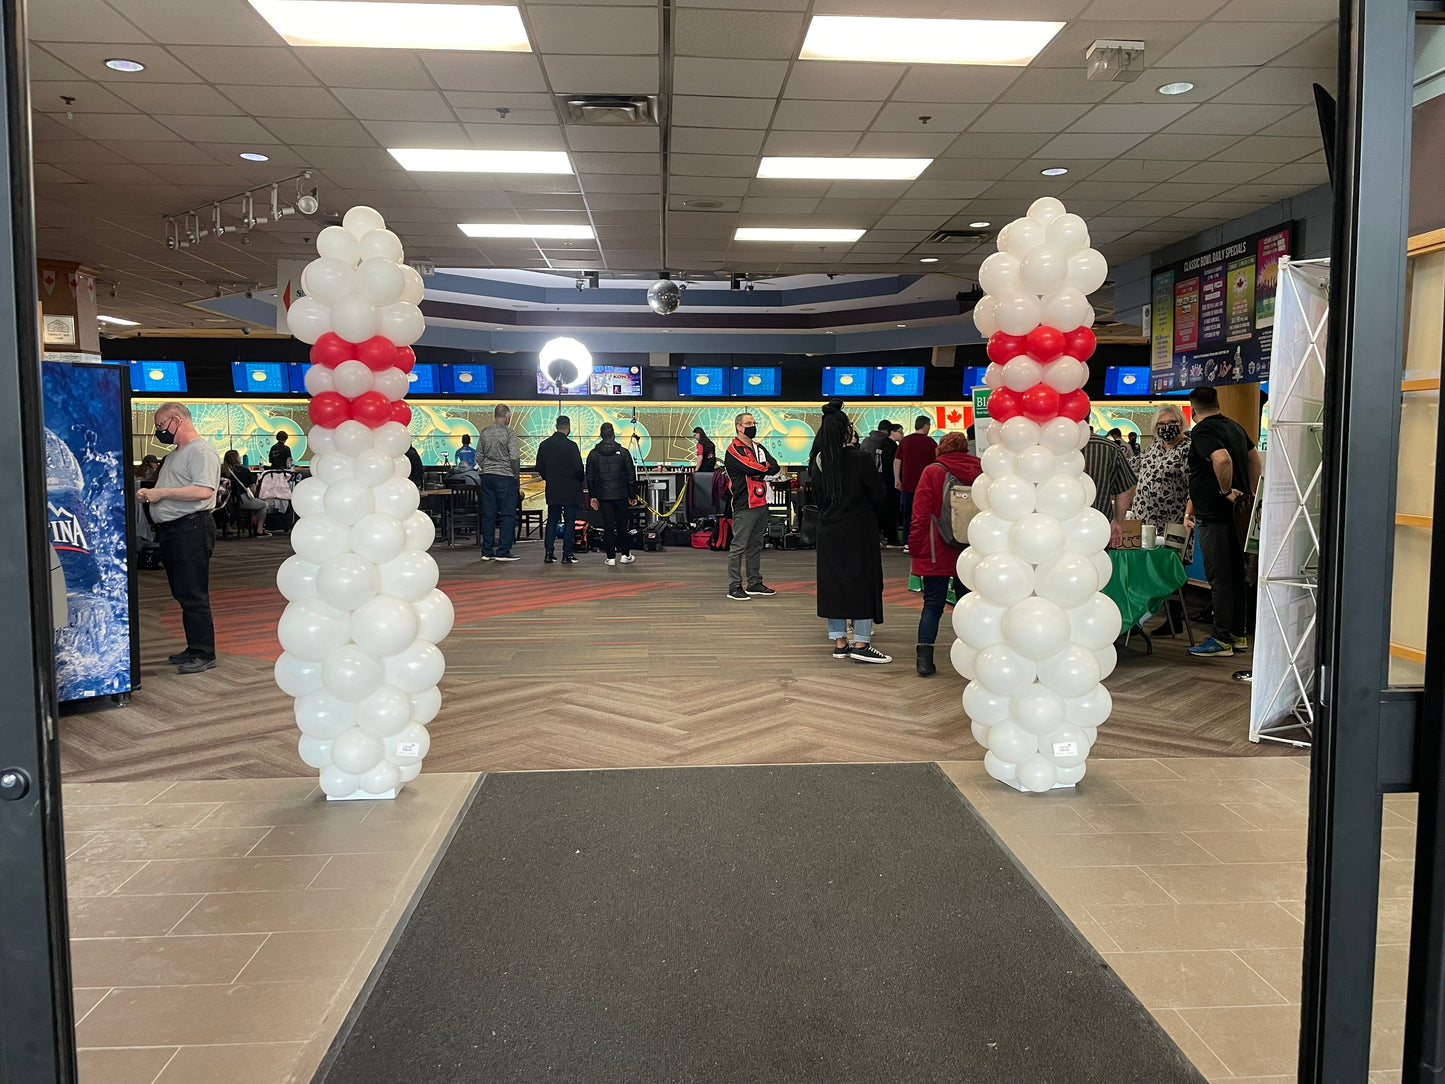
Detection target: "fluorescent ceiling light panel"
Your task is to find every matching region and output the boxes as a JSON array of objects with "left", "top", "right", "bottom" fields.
[
  {"left": 248, "top": 1, "right": 531, "bottom": 51},
  {"left": 97, "top": 315, "right": 139, "bottom": 326},
  {"left": 734, "top": 227, "right": 865, "bottom": 243},
  {"left": 459, "top": 224, "right": 596, "bottom": 239},
  {"left": 800, "top": 16, "right": 1063, "bottom": 66},
  {"left": 757, "top": 157, "right": 931, "bottom": 180},
  {"left": 389, "top": 148, "right": 572, "bottom": 174}
]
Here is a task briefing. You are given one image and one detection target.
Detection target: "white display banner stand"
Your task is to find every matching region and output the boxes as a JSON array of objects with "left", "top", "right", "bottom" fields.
[{"left": 1249, "top": 257, "right": 1329, "bottom": 746}]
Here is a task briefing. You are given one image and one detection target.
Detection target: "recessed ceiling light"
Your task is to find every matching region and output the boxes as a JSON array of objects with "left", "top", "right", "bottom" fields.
[
  {"left": 104, "top": 58, "right": 145, "bottom": 72},
  {"left": 1157, "top": 81, "right": 1195, "bottom": 95},
  {"left": 734, "top": 227, "right": 866, "bottom": 243},
  {"left": 97, "top": 314, "right": 139, "bottom": 326},
  {"left": 969, "top": 220, "right": 991, "bottom": 229},
  {"left": 1041, "top": 167, "right": 1069, "bottom": 177},
  {"left": 239, "top": 152, "right": 269, "bottom": 162},
  {"left": 460, "top": 224, "right": 596, "bottom": 239},
  {"left": 682, "top": 199, "right": 723, "bottom": 209},
  {"left": 389, "top": 148, "right": 571, "bottom": 174},
  {"left": 896, "top": 323, "right": 908, "bottom": 328},
  {"left": 800, "top": 15, "right": 1064, "bottom": 66},
  {"left": 920, "top": 257, "right": 939, "bottom": 263},
  {"left": 757, "top": 157, "right": 932, "bottom": 180},
  {"left": 248, "top": 1, "right": 531, "bottom": 51}
]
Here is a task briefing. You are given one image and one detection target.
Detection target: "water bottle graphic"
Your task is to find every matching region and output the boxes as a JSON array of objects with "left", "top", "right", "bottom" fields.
[{"left": 46, "top": 426, "right": 102, "bottom": 609}]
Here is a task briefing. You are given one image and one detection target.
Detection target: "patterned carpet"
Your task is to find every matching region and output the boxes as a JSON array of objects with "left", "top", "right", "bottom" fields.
[{"left": 58, "top": 533, "right": 1284, "bottom": 781}]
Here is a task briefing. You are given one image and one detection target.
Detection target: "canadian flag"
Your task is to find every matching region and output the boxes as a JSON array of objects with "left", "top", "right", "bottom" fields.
[
  {"left": 40, "top": 268, "right": 55, "bottom": 294},
  {"left": 935, "top": 404, "right": 971, "bottom": 431}
]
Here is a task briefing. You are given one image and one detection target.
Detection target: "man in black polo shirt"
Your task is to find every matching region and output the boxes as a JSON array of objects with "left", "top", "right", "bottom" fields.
[{"left": 1184, "top": 386, "right": 1263, "bottom": 658}]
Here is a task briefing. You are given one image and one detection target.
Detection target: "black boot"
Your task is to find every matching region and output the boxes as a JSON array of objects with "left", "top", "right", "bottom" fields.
[{"left": 916, "top": 644, "right": 936, "bottom": 677}]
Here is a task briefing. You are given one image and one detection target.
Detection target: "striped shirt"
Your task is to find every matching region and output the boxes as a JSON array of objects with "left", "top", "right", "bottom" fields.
[{"left": 1081, "top": 435, "right": 1138, "bottom": 518}]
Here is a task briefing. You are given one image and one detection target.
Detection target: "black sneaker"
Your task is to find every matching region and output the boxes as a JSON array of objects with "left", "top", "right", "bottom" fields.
[
  {"left": 544, "top": 553, "right": 556, "bottom": 563},
  {"left": 746, "top": 583, "right": 777, "bottom": 596},
  {"left": 727, "top": 586, "right": 751, "bottom": 601},
  {"left": 850, "top": 645, "right": 892, "bottom": 664},
  {"left": 494, "top": 554, "right": 521, "bottom": 562},
  {"left": 167, "top": 650, "right": 198, "bottom": 664},
  {"left": 832, "top": 644, "right": 851, "bottom": 660},
  {"left": 177, "top": 656, "right": 216, "bottom": 674},
  {"left": 563, "top": 555, "right": 579, "bottom": 564}
]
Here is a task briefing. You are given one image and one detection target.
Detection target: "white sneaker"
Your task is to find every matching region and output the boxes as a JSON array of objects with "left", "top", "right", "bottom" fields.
[
  {"left": 619, "top": 554, "right": 636, "bottom": 564},
  {"left": 605, "top": 557, "right": 617, "bottom": 565}
]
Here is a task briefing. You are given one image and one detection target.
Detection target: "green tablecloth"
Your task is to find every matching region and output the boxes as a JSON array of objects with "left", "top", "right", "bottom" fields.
[{"left": 1104, "top": 547, "right": 1188, "bottom": 629}]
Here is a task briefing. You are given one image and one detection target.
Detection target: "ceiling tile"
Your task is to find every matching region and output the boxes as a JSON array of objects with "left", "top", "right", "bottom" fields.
[
  {"left": 361, "top": 119, "right": 469, "bottom": 147},
  {"left": 783, "top": 61, "right": 902, "bottom": 101},
  {"left": 592, "top": 193, "right": 666, "bottom": 210},
  {"left": 566, "top": 126, "right": 660, "bottom": 152},
  {"left": 1138, "top": 181, "right": 1234, "bottom": 202},
  {"left": 456, "top": 109, "right": 558, "bottom": 125},
  {"left": 1036, "top": 132, "right": 1148, "bottom": 159},
  {"left": 1210, "top": 66, "right": 1335, "bottom": 105},
  {"left": 1070, "top": 103, "right": 1198, "bottom": 133},
  {"left": 29, "top": 0, "right": 147, "bottom": 43},
  {"left": 1164, "top": 103, "right": 1297, "bottom": 136},
  {"left": 670, "top": 176, "right": 751, "bottom": 197},
  {"left": 455, "top": 124, "right": 568, "bottom": 151},
  {"left": 105, "top": 0, "right": 282, "bottom": 45},
  {"left": 218, "top": 84, "right": 351, "bottom": 120},
  {"left": 422, "top": 54, "right": 549, "bottom": 93},
  {"left": 970, "top": 104, "right": 1092, "bottom": 133},
  {"left": 1255, "top": 107, "right": 1327, "bottom": 139},
  {"left": 1157, "top": 22, "right": 1323, "bottom": 68},
  {"left": 544, "top": 55, "right": 659, "bottom": 94},
  {"left": 55, "top": 112, "right": 181, "bottom": 141},
  {"left": 672, "top": 96, "right": 776, "bottom": 129},
  {"left": 1213, "top": 0, "right": 1333, "bottom": 19},
  {"left": 937, "top": 133, "right": 1051, "bottom": 159},
  {"left": 28, "top": 47, "right": 85, "bottom": 82},
  {"left": 100, "top": 141, "right": 220, "bottom": 166},
  {"left": 1081, "top": 0, "right": 1227, "bottom": 15},
  {"left": 332, "top": 88, "right": 455, "bottom": 122},
  {"left": 1103, "top": 67, "right": 1250, "bottom": 104},
  {"left": 571, "top": 151, "right": 661, "bottom": 174},
  {"left": 772, "top": 99, "right": 881, "bottom": 131},
  {"left": 741, "top": 197, "right": 820, "bottom": 214},
  {"left": 31, "top": 80, "right": 138, "bottom": 115},
  {"left": 578, "top": 175, "right": 661, "bottom": 193},
  {"left": 905, "top": 177, "right": 997, "bottom": 198},
  {"left": 671, "top": 153, "right": 758, "bottom": 177},
  {"left": 760, "top": 130, "right": 861, "bottom": 155},
  {"left": 1163, "top": 161, "right": 1275, "bottom": 185},
  {"left": 168, "top": 46, "right": 316, "bottom": 86},
  {"left": 158, "top": 114, "right": 275, "bottom": 143},
  {"left": 853, "top": 131, "right": 956, "bottom": 156},
  {"left": 673, "top": 57, "right": 788, "bottom": 97},
  {"left": 258, "top": 117, "right": 376, "bottom": 147},
  {"left": 529, "top": 6, "right": 660, "bottom": 54},
  {"left": 871, "top": 102, "right": 985, "bottom": 133},
  {"left": 671, "top": 127, "right": 762, "bottom": 155},
  {"left": 674, "top": 10, "right": 804, "bottom": 59},
  {"left": 746, "top": 179, "right": 829, "bottom": 198},
  {"left": 1085, "top": 159, "right": 1188, "bottom": 183},
  {"left": 1124, "top": 132, "right": 1239, "bottom": 161},
  {"left": 41, "top": 43, "right": 202, "bottom": 83},
  {"left": 1031, "top": 20, "right": 1195, "bottom": 69},
  {"left": 892, "top": 67, "right": 1020, "bottom": 104},
  {"left": 1272, "top": 26, "right": 1336, "bottom": 67},
  {"left": 997, "top": 67, "right": 1118, "bottom": 105},
  {"left": 1211, "top": 135, "right": 1323, "bottom": 163}
]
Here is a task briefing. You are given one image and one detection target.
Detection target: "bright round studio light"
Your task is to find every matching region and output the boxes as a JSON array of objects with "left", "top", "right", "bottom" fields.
[
  {"left": 1040, "top": 167, "right": 1069, "bottom": 177},
  {"left": 1158, "top": 81, "right": 1195, "bottom": 95},
  {"left": 539, "top": 336, "right": 593, "bottom": 389}
]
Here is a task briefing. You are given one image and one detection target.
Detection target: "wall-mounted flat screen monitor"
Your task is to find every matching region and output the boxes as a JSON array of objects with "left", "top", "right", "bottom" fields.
[
  {"left": 442, "top": 363, "right": 494, "bottom": 395},
  {"left": 874, "top": 365, "right": 924, "bottom": 397},
  {"left": 288, "top": 362, "right": 312, "bottom": 393},
  {"left": 231, "top": 361, "right": 290, "bottom": 394},
  {"left": 960, "top": 366, "right": 987, "bottom": 392},
  {"left": 1104, "top": 366, "right": 1150, "bottom": 396},
  {"left": 590, "top": 364, "right": 642, "bottom": 396},
  {"left": 405, "top": 363, "right": 440, "bottom": 395},
  {"left": 677, "top": 366, "right": 728, "bottom": 397},
  {"left": 129, "top": 359, "right": 187, "bottom": 394},
  {"left": 822, "top": 365, "right": 872, "bottom": 397},
  {"left": 731, "top": 366, "right": 781, "bottom": 397}
]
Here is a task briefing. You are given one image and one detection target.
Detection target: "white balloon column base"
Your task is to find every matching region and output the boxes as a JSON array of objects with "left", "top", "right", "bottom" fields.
[
  {"left": 327, "top": 788, "right": 399, "bottom": 801},
  {"left": 998, "top": 778, "right": 1075, "bottom": 794}
]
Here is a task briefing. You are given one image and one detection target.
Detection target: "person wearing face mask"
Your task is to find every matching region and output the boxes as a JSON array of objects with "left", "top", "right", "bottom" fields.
[
  {"left": 136, "top": 401, "right": 222, "bottom": 673},
  {"left": 723, "top": 410, "right": 782, "bottom": 601},
  {"left": 1129, "top": 405, "right": 1193, "bottom": 637}
]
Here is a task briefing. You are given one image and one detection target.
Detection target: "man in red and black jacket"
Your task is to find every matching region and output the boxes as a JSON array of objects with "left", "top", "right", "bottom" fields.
[{"left": 723, "top": 410, "right": 781, "bottom": 601}]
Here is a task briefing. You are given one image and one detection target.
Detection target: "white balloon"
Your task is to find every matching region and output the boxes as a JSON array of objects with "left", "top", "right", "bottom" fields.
[
  {"left": 1040, "top": 417, "right": 1083, "bottom": 456},
  {"left": 355, "top": 256, "right": 405, "bottom": 306},
  {"left": 353, "top": 448, "right": 397, "bottom": 488},
  {"left": 982, "top": 362, "right": 1005, "bottom": 390},
  {"left": 1012, "top": 445, "right": 1055, "bottom": 484},
  {"left": 285, "top": 296, "right": 331, "bottom": 344},
  {"left": 1043, "top": 356, "right": 1087, "bottom": 394},
  {"left": 984, "top": 750, "right": 1019, "bottom": 784},
  {"left": 373, "top": 366, "right": 410, "bottom": 401},
  {"left": 358, "top": 227, "right": 404, "bottom": 262},
  {"left": 278, "top": 597, "right": 351, "bottom": 661},
  {"left": 352, "top": 594, "right": 421, "bottom": 658},
  {"left": 1081, "top": 473, "right": 1097, "bottom": 509},
  {"left": 343, "top": 205, "right": 386, "bottom": 240},
  {"left": 1091, "top": 549, "right": 1114, "bottom": 587},
  {"left": 949, "top": 639, "right": 978, "bottom": 680},
  {"left": 373, "top": 476, "right": 422, "bottom": 518},
  {"left": 994, "top": 292, "right": 1042, "bottom": 336},
  {"left": 975, "top": 643, "right": 1037, "bottom": 695},
  {"left": 351, "top": 512, "right": 406, "bottom": 564},
  {"left": 1096, "top": 645, "right": 1118, "bottom": 680},
  {"left": 979, "top": 446, "right": 1013, "bottom": 478},
  {"left": 1002, "top": 596, "right": 1071, "bottom": 660},
  {"left": 291, "top": 477, "right": 327, "bottom": 519},
  {"left": 308, "top": 425, "right": 336, "bottom": 455},
  {"left": 321, "top": 644, "right": 384, "bottom": 703},
  {"left": 403, "top": 510, "right": 436, "bottom": 551},
  {"left": 331, "top": 294, "right": 380, "bottom": 343},
  {"left": 1068, "top": 248, "right": 1108, "bottom": 294},
  {"left": 385, "top": 722, "right": 431, "bottom": 766},
  {"left": 969, "top": 474, "right": 991, "bottom": 513},
  {"left": 1045, "top": 213, "right": 1090, "bottom": 255},
  {"left": 275, "top": 651, "right": 323, "bottom": 697},
  {"left": 319, "top": 765, "right": 360, "bottom": 797},
  {"left": 972, "top": 295, "right": 1000, "bottom": 337},
  {"left": 1027, "top": 197, "right": 1066, "bottom": 225},
  {"left": 374, "top": 421, "right": 413, "bottom": 457},
  {"left": 986, "top": 474, "right": 1036, "bottom": 521},
  {"left": 311, "top": 450, "right": 354, "bottom": 485},
  {"left": 302, "top": 256, "right": 355, "bottom": 306},
  {"left": 331, "top": 728, "right": 384, "bottom": 775},
  {"left": 316, "top": 224, "right": 360, "bottom": 265},
  {"left": 397, "top": 763, "right": 422, "bottom": 784},
  {"left": 999, "top": 417, "right": 1041, "bottom": 452},
  {"left": 1001, "top": 356, "right": 1043, "bottom": 393},
  {"left": 971, "top": 720, "right": 992, "bottom": 747},
  {"left": 398, "top": 263, "right": 425, "bottom": 306},
  {"left": 383, "top": 642, "right": 445, "bottom": 694},
  {"left": 290, "top": 514, "right": 351, "bottom": 564},
  {"left": 394, "top": 456, "right": 411, "bottom": 479},
  {"left": 360, "top": 760, "right": 402, "bottom": 795},
  {"left": 966, "top": 510, "right": 1011, "bottom": 556},
  {"left": 297, "top": 735, "right": 333, "bottom": 770},
  {"left": 322, "top": 478, "right": 375, "bottom": 526},
  {"left": 1042, "top": 287, "right": 1091, "bottom": 332},
  {"left": 978, "top": 251, "right": 1022, "bottom": 298},
  {"left": 987, "top": 720, "right": 1038, "bottom": 763},
  {"left": 358, "top": 685, "right": 413, "bottom": 738},
  {"left": 957, "top": 546, "right": 981, "bottom": 591},
  {"left": 332, "top": 359, "right": 375, "bottom": 400},
  {"left": 952, "top": 593, "right": 1007, "bottom": 649},
  {"left": 1038, "top": 643, "right": 1103, "bottom": 698},
  {"left": 1056, "top": 762, "right": 1087, "bottom": 786},
  {"left": 1010, "top": 512, "right": 1066, "bottom": 565},
  {"left": 1017, "top": 755, "right": 1059, "bottom": 793},
  {"left": 1065, "top": 684, "right": 1113, "bottom": 728},
  {"left": 315, "top": 553, "right": 381, "bottom": 611},
  {"left": 375, "top": 552, "right": 436, "bottom": 604},
  {"left": 973, "top": 552, "right": 1035, "bottom": 606},
  {"left": 1014, "top": 685, "right": 1068, "bottom": 736},
  {"left": 277, "top": 555, "right": 320, "bottom": 602},
  {"left": 1034, "top": 551, "right": 1101, "bottom": 609},
  {"left": 1000, "top": 217, "right": 1045, "bottom": 256},
  {"left": 379, "top": 302, "right": 425, "bottom": 346},
  {"left": 1056, "top": 451, "right": 1085, "bottom": 476},
  {"left": 1077, "top": 420, "right": 1095, "bottom": 451},
  {"left": 1035, "top": 474, "right": 1087, "bottom": 520},
  {"left": 1062, "top": 508, "right": 1111, "bottom": 554},
  {"left": 304, "top": 363, "right": 336, "bottom": 396},
  {"left": 330, "top": 420, "right": 372, "bottom": 459},
  {"left": 295, "top": 690, "right": 356, "bottom": 740},
  {"left": 964, "top": 680, "right": 1012, "bottom": 725},
  {"left": 412, "top": 685, "right": 443, "bottom": 726},
  {"left": 414, "top": 588, "right": 455, "bottom": 642},
  {"left": 1019, "top": 246, "right": 1068, "bottom": 295}
]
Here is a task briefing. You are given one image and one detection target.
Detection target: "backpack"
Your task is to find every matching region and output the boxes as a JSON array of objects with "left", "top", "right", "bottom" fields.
[
  {"left": 933, "top": 470, "right": 979, "bottom": 549},
  {"left": 708, "top": 516, "right": 732, "bottom": 551}
]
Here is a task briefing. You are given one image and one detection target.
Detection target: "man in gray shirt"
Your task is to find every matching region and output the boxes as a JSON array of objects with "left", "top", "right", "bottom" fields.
[
  {"left": 137, "top": 401, "right": 222, "bottom": 673},
  {"left": 477, "top": 403, "right": 522, "bottom": 562}
]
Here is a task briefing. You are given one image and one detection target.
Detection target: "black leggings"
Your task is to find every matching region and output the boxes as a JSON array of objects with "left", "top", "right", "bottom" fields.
[{"left": 599, "top": 498, "right": 631, "bottom": 557}]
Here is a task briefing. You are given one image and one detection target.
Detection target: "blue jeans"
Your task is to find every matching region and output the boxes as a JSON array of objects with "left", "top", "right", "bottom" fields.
[
  {"left": 479, "top": 474, "right": 518, "bottom": 557},
  {"left": 827, "top": 617, "right": 873, "bottom": 643},
  {"left": 546, "top": 503, "right": 576, "bottom": 558},
  {"left": 899, "top": 490, "right": 914, "bottom": 545},
  {"left": 917, "top": 575, "right": 966, "bottom": 645}
]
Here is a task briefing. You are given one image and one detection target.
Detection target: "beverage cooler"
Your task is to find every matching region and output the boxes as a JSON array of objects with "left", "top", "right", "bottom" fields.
[{"left": 42, "top": 360, "right": 138, "bottom": 703}]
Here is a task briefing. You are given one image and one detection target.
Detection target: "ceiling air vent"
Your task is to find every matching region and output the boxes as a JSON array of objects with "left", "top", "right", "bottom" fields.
[
  {"left": 925, "top": 228, "right": 992, "bottom": 244},
  {"left": 557, "top": 95, "right": 659, "bottom": 126}
]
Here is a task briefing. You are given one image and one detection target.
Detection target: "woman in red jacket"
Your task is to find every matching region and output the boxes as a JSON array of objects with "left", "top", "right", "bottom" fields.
[{"left": 909, "top": 431, "right": 982, "bottom": 676}]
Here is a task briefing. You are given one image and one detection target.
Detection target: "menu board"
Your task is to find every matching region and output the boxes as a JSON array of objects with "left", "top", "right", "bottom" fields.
[{"left": 1149, "top": 223, "right": 1292, "bottom": 393}]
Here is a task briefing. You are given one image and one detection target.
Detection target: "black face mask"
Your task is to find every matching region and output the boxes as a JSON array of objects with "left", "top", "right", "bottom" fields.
[
  {"left": 155, "top": 421, "right": 177, "bottom": 445},
  {"left": 1157, "top": 423, "right": 1181, "bottom": 442},
  {"left": 742, "top": 425, "right": 757, "bottom": 439}
]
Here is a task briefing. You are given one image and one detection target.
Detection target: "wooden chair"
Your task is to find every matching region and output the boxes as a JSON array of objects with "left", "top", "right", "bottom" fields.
[
  {"left": 448, "top": 485, "right": 480, "bottom": 546},
  {"left": 515, "top": 494, "right": 544, "bottom": 540},
  {"left": 1159, "top": 522, "right": 1196, "bottom": 645}
]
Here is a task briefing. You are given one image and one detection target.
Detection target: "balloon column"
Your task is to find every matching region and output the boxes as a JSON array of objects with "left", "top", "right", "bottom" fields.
[
  {"left": 953, "top": 196, "right": 1121, "bottom": 793},
  {"left": 276, "top": 206, "right": 452, "bottom": 799}
]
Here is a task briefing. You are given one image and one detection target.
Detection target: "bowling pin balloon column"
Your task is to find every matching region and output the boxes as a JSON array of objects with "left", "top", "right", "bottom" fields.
[
  {"left": 275, "top": 206, "right": 453, "bottom": 800},
  {"left": 953, "top": 196, "right": 1121, "bottom": 793}
]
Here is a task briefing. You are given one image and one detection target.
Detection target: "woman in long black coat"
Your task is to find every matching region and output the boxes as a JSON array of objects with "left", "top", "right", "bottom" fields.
[{"left": 810, "top": 400, "right": 890, "bottom": 664}]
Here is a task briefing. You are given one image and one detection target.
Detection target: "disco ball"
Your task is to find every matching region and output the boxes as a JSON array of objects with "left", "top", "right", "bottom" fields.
[{"left": 646, "top": 279, "right": 681, "bottom": 315}]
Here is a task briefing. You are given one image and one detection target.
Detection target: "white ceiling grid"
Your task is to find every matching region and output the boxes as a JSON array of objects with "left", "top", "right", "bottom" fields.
[{"left": 28, "top": 0, "right": 1334, "bottom": 329}]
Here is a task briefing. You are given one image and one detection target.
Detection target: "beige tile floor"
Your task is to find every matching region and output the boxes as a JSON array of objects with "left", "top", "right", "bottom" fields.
[
  {"left": 63, "top": 773, "right": 478, "bottom": 1084},
  {"left": 941, "top": 757, "right": 1415, "bottom": 1084}
]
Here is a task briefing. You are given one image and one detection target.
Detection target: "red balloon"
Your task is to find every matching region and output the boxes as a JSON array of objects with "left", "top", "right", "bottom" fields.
[
  {"left": 987, "top": 387, "right": 1021, "bottom": 422},
  {"left": 1021, "top": 383, "right": 1061, "bottom": 423},
  {"left": 1058, "top": 389, "right": 1091, "bottom": 422},
  {"left": 307, "top": 391, "right": 351, "bottom": 428},
  {"left": 1063, "top": 327, "right": 1096, "bottom": 361},
  {"left": 393, "top": 346, "right": 416, "bottom": 374},
  {"left": 389, "top": 400, "right": 412, "bottom": 427},
  {"left": 356, "top": 335, "right": 399, "bottom": 372},
  {"left": 1025, "top": 326, "right": 1066, "bottom": 364},
  {"left": 309, "top": 332, "right": 353, "bottom": 369},
  {"left": 351, "top": 390, "right": 392, "bottom": 428},
  {"left": 986, "top": 332, "right": 1027, "bottom": 366}
]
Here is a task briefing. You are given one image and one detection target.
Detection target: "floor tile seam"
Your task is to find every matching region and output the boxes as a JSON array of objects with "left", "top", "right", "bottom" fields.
[
  {"left": 1136, "top": 864, "right": 1191, "bottom": 905},
  {"left": 104, "top": 860, "right": 154, "bottom": 896},
  {"left": 144, "top": 782, "right": 182, "bottom": 804},
  {"left": 73, "top": 988, "right": 113, "bottom": 1026},
  {"left": 163, "top": 895, "right": 208, "bottom": 936},
  {"left": 1229, "top": 949, "right": 1302, "bottom": 1005},
  {"left": 1166, "top": 1006, "right": 1246, "bottom": 1079},
  {"left": 143, "top": 1044, "right": 183, "bottom": 1084},
  {"left": 229, "top": 932, "right": 274, "bottom": 985}
]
